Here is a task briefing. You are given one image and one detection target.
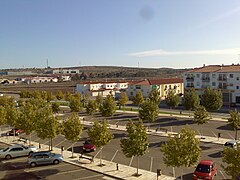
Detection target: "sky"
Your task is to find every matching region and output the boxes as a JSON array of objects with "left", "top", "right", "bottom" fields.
[{"left": 1, "top": 0, "right": 240, "bottom": 69}]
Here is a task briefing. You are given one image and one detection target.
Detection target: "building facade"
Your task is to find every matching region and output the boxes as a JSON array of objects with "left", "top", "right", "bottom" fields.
[
  {"left": 127, "top": 78, "right": 184, "bottom": 100},
  {"left": 183, "top": 64, "right": 240, "bottom": 105}
]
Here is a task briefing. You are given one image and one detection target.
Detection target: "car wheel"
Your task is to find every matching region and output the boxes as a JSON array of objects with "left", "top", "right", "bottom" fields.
[
  {"left": 30, "top": 162, "right": 37, "bottom": 167},
  {"left": 5, "top": 155, "right": 12, "bottom": 160},
  {"left": 53, "top": 159, "right": 59, "bottom": 165}
]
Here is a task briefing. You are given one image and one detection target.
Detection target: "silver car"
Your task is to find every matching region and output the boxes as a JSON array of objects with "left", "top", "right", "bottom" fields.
[
  {"left": 28, "top": 151, "right": 64, "bottom": 167},
  {"left": 0, "top": 144, "right": 38, "bottom": 159},
  {"left": 224, "top": 140, "right": 240, "bottom": 149}
]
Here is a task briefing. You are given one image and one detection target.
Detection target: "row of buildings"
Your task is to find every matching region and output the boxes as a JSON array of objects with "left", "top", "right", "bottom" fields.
[{"left": 76, "top": 64, "right": 240, "bottom": 106}]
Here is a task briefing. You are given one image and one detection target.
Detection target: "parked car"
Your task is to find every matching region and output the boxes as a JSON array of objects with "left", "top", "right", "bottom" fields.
[
  {"left": 193, "top": 160, "right": 217, "bottom": 180},
  {"left": 7, "top": 128, "right": 24, "bottom": 136},
  {"left": 0, "top": 144, "right": 38, "bottom": 159},
  {"left": 28, "top": 151, "right": 64, "bottom": 167},
  {"left": 224, "top": 140, "right": 240, "bottom": 149},
  {"left": 83, "top": 140, "right": 96, "bottom": 152}
]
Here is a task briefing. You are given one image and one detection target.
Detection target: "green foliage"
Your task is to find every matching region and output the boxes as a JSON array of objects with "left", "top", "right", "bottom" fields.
[
  {"left": 88, "top": 120, "right": 113, "bottom": 148},
  {"left": 221, "top": 145, "right": 240, "bottom": 179},
  {"left": 165, "top": 90, "right": 180, "bottom": 109},
  {"left": 63, "top": 113, "right": 83, "bottom": 142},
  {"left": 32, "top": 90, "right": 42, "bottom": 99},
  {"left": 120, "top": 120, "right": 149, "bottom": 158},
  {"left": 133, "top": 91, "right": 144, "bottom": 107},
  {"left": 0, "top": 106, "right": 6, "bottom": 125},
  {"left": 19, "top": 90, "right": 31, "bottom": 98},
  {"left": 228, "top": 110, "right": 240, "bottom": 140},
  {"left": 193, "top": 105, "right": 210, "bottom": 125},
  {"left": 52, "top": 102, "right": 60, "bottom": 114},
  {"left": 201, "top": 88, "right": 223, "bottom": 111},
  {"left": 56, "top": 91, "right": 64, "bottom": 100},
  {"left": 182, "top": 88, "right": 199, "bottom": 110},
  {"left": 86, "top": 100, "right": 98, "bottom": 115},
  {"left": 99, "top": 95, "right": 116, "bottom": 117},
  {"left": 69, "top": 97, "right": 82, "bottom": 112},
  {"left": 139, "top": 99, "right": 159, "bottom": 123},
  {"left": 65, "top": 92, "right": 73, "bottom": 101},
  {"left": 46, "top": 91, "right": 55, "bottom": 102},
  {"left": 0, "top": 96, "right": 15, "bottom": 107},
  {"left": 160, "top": 127, "right": 201, "bottom": 168},
  {"left": 148, "top": 88, "right": 161, "bottom": 106},
  {"left": 95, "top": 94, "right": 103, "bottom": 108},
  {"left": 35, "top": 107, "right": 58, "bottom": 140},
  {"left": 5, "top": 105, "right": 19, "bottom": 127},
  {"left": 118, "top": 92, "right": 129, "bottom": 108},
  {"left": 74, "top": 92, "right": 82, "bottom": 101}
]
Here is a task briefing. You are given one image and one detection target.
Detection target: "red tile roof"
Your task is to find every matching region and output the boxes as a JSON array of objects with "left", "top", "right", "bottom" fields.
[
  {"left": 186, "top": 64, "right": 240, "bottom": 73},
  {"left": 129, "top": 78, "right": 183, "bottom": 85}
]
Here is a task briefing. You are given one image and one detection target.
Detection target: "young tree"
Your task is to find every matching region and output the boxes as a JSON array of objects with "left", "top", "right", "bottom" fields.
[
  {"left": 86, "top": 100, "right": 98, "bottom": 115},
  {"left": 221, "top": 145, "right": 240, "bottom": 179},
  {"left": 96, "top": 94, "right": 103, "bottom": 109},
  {"left": 148, "top": 88, "right": 161, "bottom": 106},
  {"left": 182, "top": 88, "right": 199, "bottom": 111},
  {"left": 46, "top": 91, "right": 55, "bottom": 102},
  {"left": 133, "top": 91, "right": 144, "bottom": 108},
  {"left": 52, "top": 102, "right": 60, "bottom": 114},
  {"left": 193, "top": 105, "right": 210, "bottom": 125},
  {"left": 201, "top": 88, "right": 223, "bottom": 111},
  {"left": 69, "top": 97, "right": 82, "bottom": 112},
  {"left": 65, "top": 92, "right": 73, "bottom": 101},
  {"left": 120, "top": 120, "right": 149, "bottom": 176},
  {"left": 165, "top": 90, "right": 180, "bottom": 109},
  {"left": 0, "top": 107, "right": 6, "bottom": 135},
  {"left": 228, "top": 109, "right": 240, "bottom": 140},
  {"left": 118, "top": 92, "right": 129, "bottom": 110},
  {"left": 56, "top": 90, "right": 64, "bottom": 100},
  {"left": 139, "top": 99, "right": 159, "bottom": 123},
  {"left": 35, "top": 107, "right": 58, "bottom": 151},
  {"left": 160, "top": 127, "right": 201, "bottom": 178},
  {"left": 88, "top": 120, "right": 113, "bottom": 166},
  {"left": 63, "top": 113, "right": 83, "bottom": 157},
  {"left": 99, "top": 94, "right": 116, "bottom": 117}
]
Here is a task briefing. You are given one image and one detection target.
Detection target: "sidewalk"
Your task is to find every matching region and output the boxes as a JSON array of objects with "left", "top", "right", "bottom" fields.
[{"left": 0, "top": 135, "right": 175, "bottom": 180}]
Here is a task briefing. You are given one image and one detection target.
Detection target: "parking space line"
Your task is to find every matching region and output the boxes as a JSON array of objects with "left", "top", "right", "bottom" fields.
[
  {"left": 110, "top": 149, "right": 118, "bottom": 162},
  {"left": 94, "top": 147, "right": 103, "bottom": 158},
  {"left": 197, "top": 129, "right": 201, "bottom": 136},
  {"left": 55, "top": 168, "right": 86, "bottom": 175},
  {"left": 74, "top": 174, "right": 103, "bottom": 180},
  {"left": 227, "top": 132, "right": 234, "bottom": 139},
  {"left": 55, "top": 139, "right": 67, "bottom": 147},
  {"left": 24, "top": 163, "right": 70, "bottom": 172},
  {"left": 129, "top": 156, "right": 133, "bottom": 166},
  {"left": 219, "top": 170, "right": 227, "bottom": 179},
  {"left": 66, "top": 142, "right": 76, "bottom": 151},
  {"left": 149, "top": 157, "right": 153, "bottom": 172},
  {"left": 211, "top": 130, "right": 217, "bottom": 137}
]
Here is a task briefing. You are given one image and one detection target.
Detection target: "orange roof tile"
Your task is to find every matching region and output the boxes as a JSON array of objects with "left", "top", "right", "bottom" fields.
[{"left": 186, "top": 64, "right": 240, "bottom": 73}]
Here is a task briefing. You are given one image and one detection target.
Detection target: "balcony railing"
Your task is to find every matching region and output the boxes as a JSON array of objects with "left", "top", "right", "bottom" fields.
[
  {"left": 201, "top": 77, "right": 210, "bottom": 82},
  {"left": 218, "top": 85, "right": 228, "bottom": 89},
  {"left": 186, "top": 77, "right": 194, "bottom": 81},
  {"left": 186, "top": 85, "right": 194, "bottom": 88},
  {"left": 218, "top": 77, "right": 227, "bottom": 81}
]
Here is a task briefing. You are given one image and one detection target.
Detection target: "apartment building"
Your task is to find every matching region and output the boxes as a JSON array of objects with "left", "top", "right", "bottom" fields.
[
  {"left": 184, "top": 64, "right": 240, "bottom": 105},
  {"left": 75, "top": 81, "right": 128, "bottom": 97},
  {"left": 127, "top": 78, "right": 184, "bottom": 100}
]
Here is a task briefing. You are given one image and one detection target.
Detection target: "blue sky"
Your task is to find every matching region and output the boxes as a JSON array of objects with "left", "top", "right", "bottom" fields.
[{"left": 1, "top": 0, "right": 240, "bottom": 69}]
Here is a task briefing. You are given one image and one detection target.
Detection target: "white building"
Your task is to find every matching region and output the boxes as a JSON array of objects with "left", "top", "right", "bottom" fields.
[
  {"left": 76, "top": 81, "right": 128, "bottom": 97},
  {"left": 52, "top": 69, "right": 80, "bottom": 74},
  {"left": 23, "top": 76, "right": 58, "bottom": 84},
  {"left": 127, "top": 78, "right": 184, "bottom": 100},
  {"left": 183, "top": 64, "right": 240, "bottom": 105}
]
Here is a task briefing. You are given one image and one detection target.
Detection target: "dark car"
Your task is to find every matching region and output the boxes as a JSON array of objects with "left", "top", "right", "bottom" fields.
[
  {"left": 83, "top": 140, "right": 96, "bottom": 152},
  {"left": 224, "top": 140, "right": 240, "bottom": 149},
  {"left": 7, "top": 129, "right": 24, "bottom": 136},
  {"left": 193, "top": 160, "right": 217, "bottom": 180}
]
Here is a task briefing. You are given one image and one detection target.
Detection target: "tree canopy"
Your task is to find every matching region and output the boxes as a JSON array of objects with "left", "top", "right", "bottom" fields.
[
  {"left": 133, "top": 91, "right": 144, "bottom": 107},
  {"left": 182, "top": 88, "right": 199, "bottom": 111},
  {"left": 139, "top": 99, "right": 159, "bottom": 123},
  {"left": 148, "top": 88, "right": 161, "bottom": 106},
  {"left": 165, "top": 90, "right": 180, "bottom": 109},
  {"left": 201, "top": 88, "right": 223, "bottom": 111},
  {"left": 193, "top": 105, "right": 210, "bottom": 125},
  {"left": 228, "top": 109, "right": 240, "bottom": 140},
  {"left": 99, "top": 94, "right": 116, "bottom": 117}
]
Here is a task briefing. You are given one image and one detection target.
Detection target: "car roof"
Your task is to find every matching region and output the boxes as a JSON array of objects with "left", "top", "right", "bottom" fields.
[
  {"left": 198, "top": 160, "right": 214, "bottom": 165},
  {"left": 225, "top": 140, "right": 239, "bottom": 144},
  {"left": 31, "top": 151, "right": 51, "bottom": 154}
]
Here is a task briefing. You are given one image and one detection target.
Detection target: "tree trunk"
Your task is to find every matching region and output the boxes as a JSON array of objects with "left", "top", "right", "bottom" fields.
[
  {"left": 72, "top": 146, "right": 74, "bottom": 158},
  {"left": 50, "top": 138, "right": 53, "bottom": 151},
  {"left": 49, "top": 139, "right": 51, "bottom": 151},
  {"left": 100, "top": 147, "right": 102, "bottom": 165},
  {"left": 29, "top": 133, "right": 32, "bottom": 146},
  {"left": 235, "top": 129, "right": 238, "bottom": 140}
]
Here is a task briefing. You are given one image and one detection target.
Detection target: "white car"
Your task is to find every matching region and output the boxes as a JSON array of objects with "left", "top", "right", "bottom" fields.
[
  {"left": 0, "top": 144, "right": 38, "bottom": 159},
  {"left": 224, "top": 140, "right": 240, "bottom": 149}
]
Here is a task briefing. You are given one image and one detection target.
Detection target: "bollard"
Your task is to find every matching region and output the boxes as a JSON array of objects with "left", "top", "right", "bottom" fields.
[
  {"left": 61, "top": 146, "right": 64, "bottom": 156},
  {"left": 180, "top": 111, "right": 182, "bottom": 115},
  {"left": 218, "top": 133, "right": 221, "bottom": 140},
  {"left": 39, "top": 143, "right": 41, "bottom": 149},
  {"left": 157, "top": 169, "right": 162, "bottom": 180},
  {"left": 116, "top": 163, "right": 119, "bottom": 171}
]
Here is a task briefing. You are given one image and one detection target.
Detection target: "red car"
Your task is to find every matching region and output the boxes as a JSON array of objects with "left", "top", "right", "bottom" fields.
[
  {"left": 7, "top": 129, "right": 24, "bottom": 136},
  {"left": 193, "top": 160, "right": 217, "bottom": 180},
  {"left": 83, "top": 140, "right": 96, "bottom": 152}
]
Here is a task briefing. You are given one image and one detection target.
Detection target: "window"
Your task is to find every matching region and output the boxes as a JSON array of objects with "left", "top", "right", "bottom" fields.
[
  {"left": 196, "top": 82, "right": 200, "bottom": 86},
  {"left": 212, "top": 74, "right": 216, "bottom": 78},
  {"left": 237, "top": 86, "right": 239, "bottom": 90},
  {"left": 196, "top": 74, "right": 200, "bottom": 78},
  {"left": 212, "top": 82, "right": 216, "bottom": 86},
  {"left": 10, "top": 147, "right": 23, "bottom": 151},
  {"left": 237, "top": 77, "right": 239, "bottom": 80},
  {"left": 229, "top": 74, "right": 233, "bottom": 78}
]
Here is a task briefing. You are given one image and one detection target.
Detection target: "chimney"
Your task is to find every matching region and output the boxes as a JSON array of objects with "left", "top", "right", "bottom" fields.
[{"left": 203, "top": 64, "right": 205, "bottom": 67}]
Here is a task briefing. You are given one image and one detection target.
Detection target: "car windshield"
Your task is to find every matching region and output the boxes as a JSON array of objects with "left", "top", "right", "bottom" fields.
[
  {"left": 224, "top": 142, "right": 234, "bottom": 147},
  {"left": 196, "top": 164, "right": 210, "bottom": 173},
  {"left": 49, "top": 152, "right": 55, "bottom": 157}
]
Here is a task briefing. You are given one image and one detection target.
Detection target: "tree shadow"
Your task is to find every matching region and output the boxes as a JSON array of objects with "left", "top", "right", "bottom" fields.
[
  {"left": 149, "top": 141, "right": 166, "bottom": 148},
  {"left": 67, "top": 145, "right": 83, "bottom": 153},
  {"left": 200, "top": 145, "right": 211, "bottom": 151},
  {"left": 208, "top": 151, "right": 223, "bottom": 158},
  {"left": 178, "top": 172, "right": 193, "bottom": 180},
  {"left": 113, "top": 133, "right": 126, "bottom": 139},
  {"left": 217, "top": 124, "right": 233, "bottom": 131}
]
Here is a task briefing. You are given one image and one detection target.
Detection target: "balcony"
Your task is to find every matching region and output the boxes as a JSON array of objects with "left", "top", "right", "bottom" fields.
[
  {"left": 218, "top": 77, "right": 227, "bottom": 81},
  {"left": 186, "top": 85, "right": 194, "bottom": 88},
  {"left": 218, "top": 85, "right": 228, "bottom": 89}
]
